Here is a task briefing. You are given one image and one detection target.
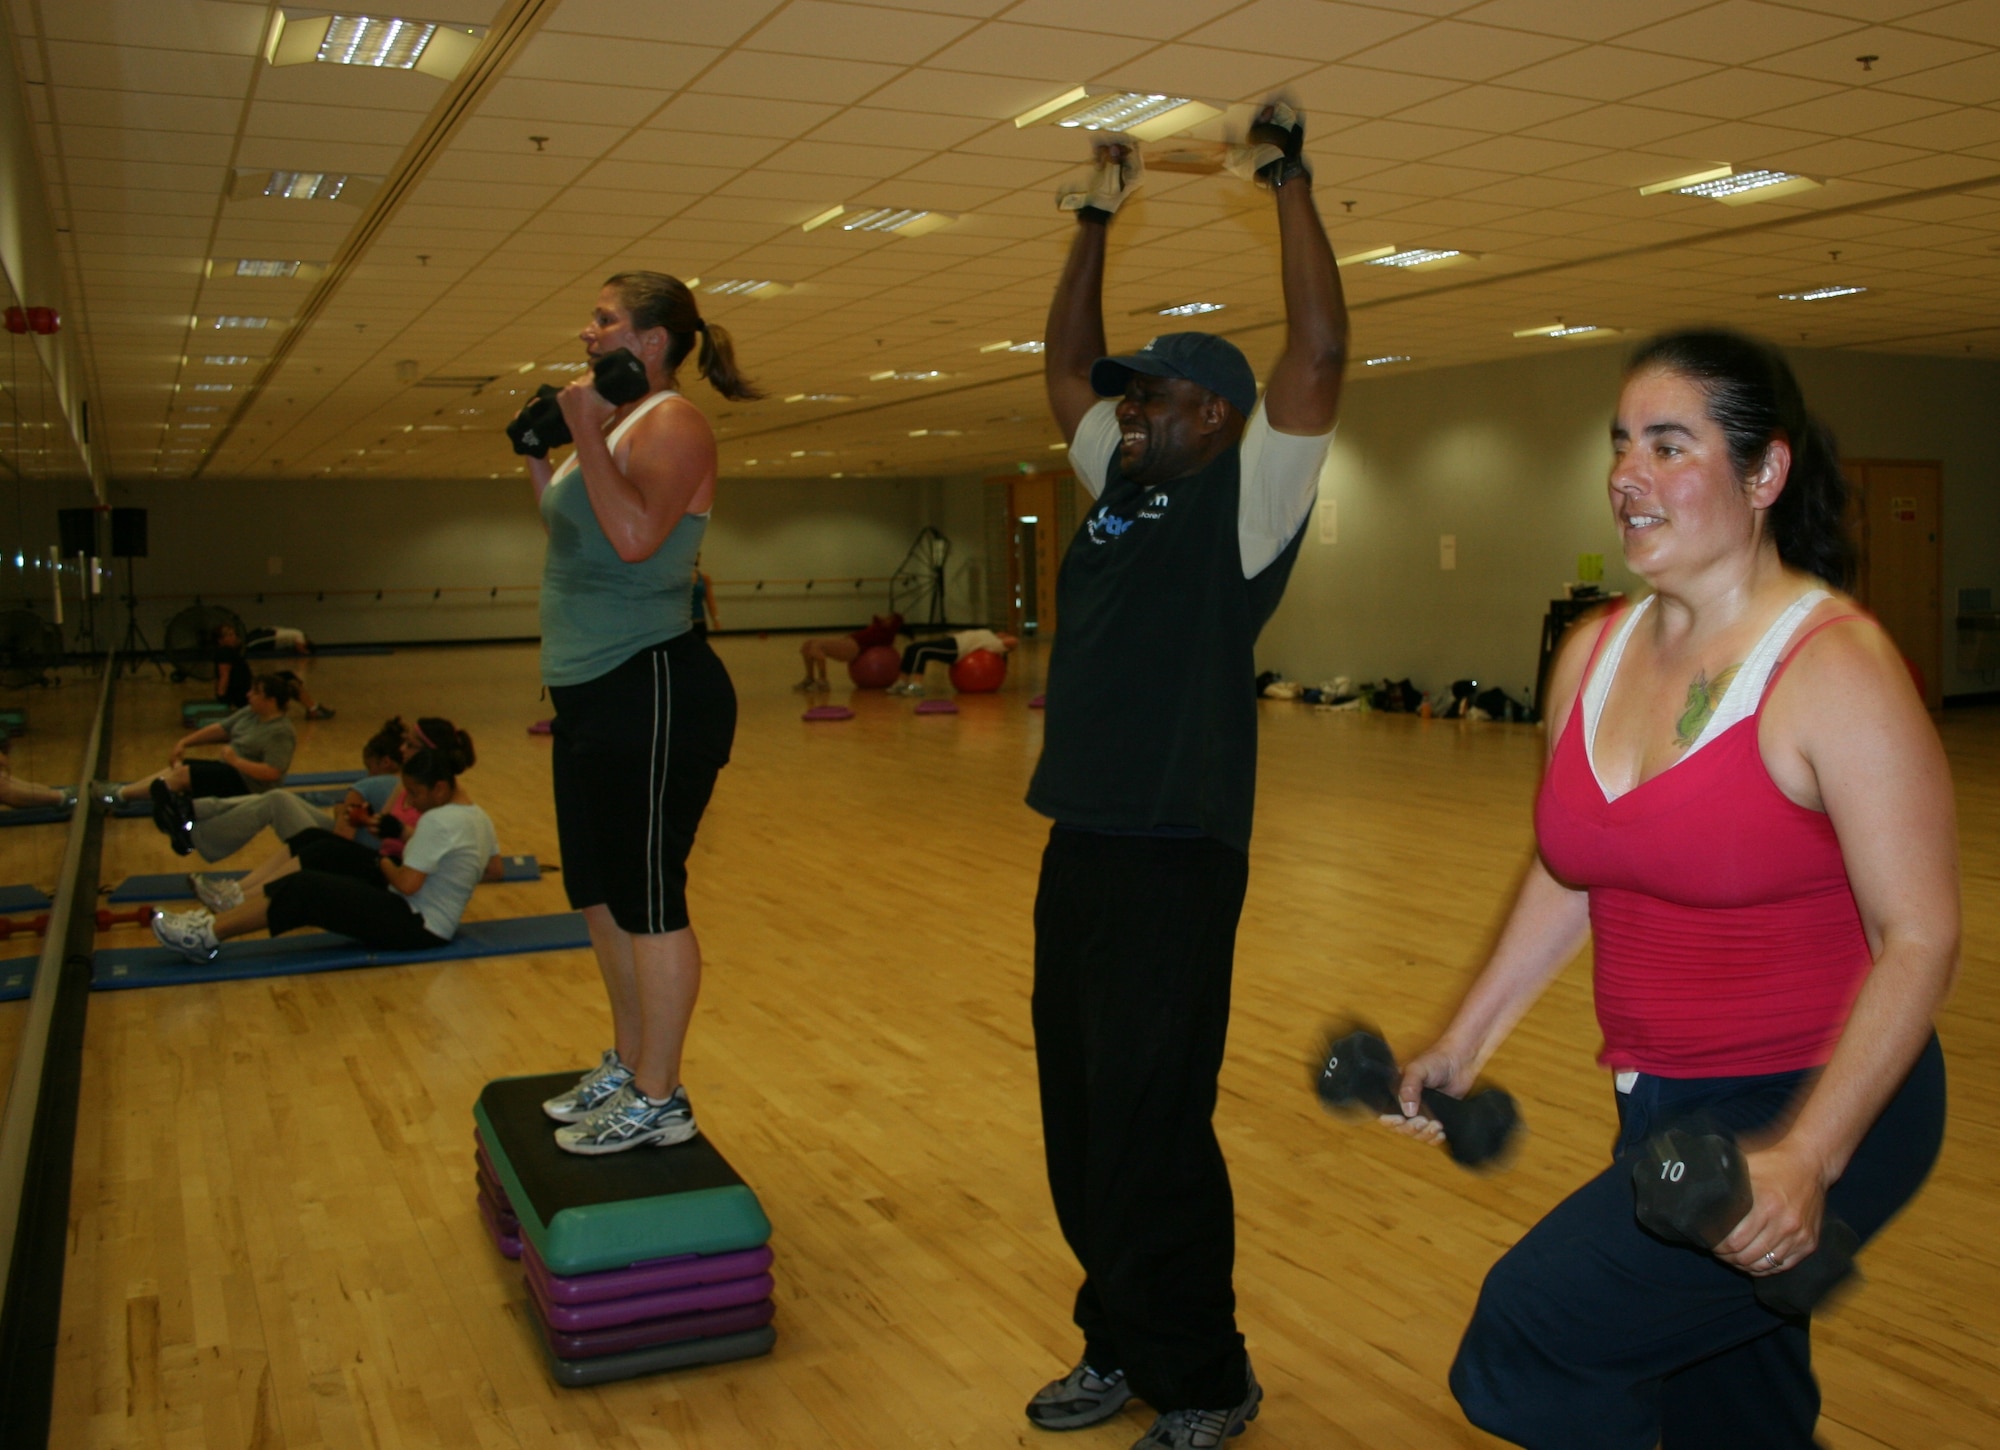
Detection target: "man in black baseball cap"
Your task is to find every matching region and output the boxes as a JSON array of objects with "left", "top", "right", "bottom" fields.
[{"left": 1022, "top": 104, "right": 1349, "bottom": 1450}]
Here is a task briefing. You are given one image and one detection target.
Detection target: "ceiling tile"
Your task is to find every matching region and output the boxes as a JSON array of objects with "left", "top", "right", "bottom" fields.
[
  {"left": 746, "top": 1, "right": 980, "bottom": 63},
  {"left": 1627, "top": 68, "right": 1843, "bottom": 121},
  {"left": 1753, "top": 25, "right": 1988, "bottom": 85},
  {"left": 542, "top": 0, "right": 786, "bottom": 45},
  {"left": 38, "top": 0, "right": 267, "bottom": 54},
  {"left": 245, "top": 100, "right": 425, "bottom": 148},
  {"left": 1754, "top": 88, "right": 1953, "bottom": 136},
  {"left": 1452, "top": 0, "right": 1712, "bottom": 43},
  {"left": 1318, "top": 117, "right": 1493, "bottom": 162},
  {"left": 693, "top": 50, "right": 905, "bottom": 105},
  {"left": 1496, "top": 45, "right": 1718, "bottom": 101},
  {"left": 508, "top": 33, "right": 721, "bottom": 92},
  {"left": 1286, "top": 64, "right": 1463, "bottom": 117},
  {"left": 477, "top": 78, "right": 666, "bottom": 127},
  {"left": 1899, "top": 0, "right": 2000, "bottom": 47},
  {"left": 1862, "top": 105, "right": 2000, "bottom": 152},
  {"left": 1849, "top": 151, "right": 2000, "bottom": 187},
  {"left": 806, "top": 107, "right": 992, "bottom": 149},
  {"left": 862, "top": 67, "right": 1072, "bottom": 119},
  {"left": 1876, "top": 51, "right": 2000, "bottom": 106},
  {"left": 927, "top": 23, "right": 1161, "bottom": 84},
  {"left": 1092, "top": 43, "right": 1320, "bottom": 101},
  {"left": 1521, "top": 103, "right": 1707, "bottom": 147},
  {"left": 453, "top": 116, "right": 631, "bottom": 158},
  {"left": 43, "top": 40, "right": 254, "bottom": 97},
  {"left": 51, "top": 90, "right": 242, "bottom": 134},
  {"left": 997, "top": 0, "right": 1244, "bottom": 38},
  {"left": 1183, "top": 1, "right": 1429, "bottom": 63},
  {"left": 250, "top": 61, "right": 446, "bottom": 112},
  {"left": 1616, "top": 2, "right": 1863, "bottom": 64},
  {"left": 1390, "top": 84, "right": 1596, "bottom": 131},
  {"left": 1344, "top": 22, "right": 1580, "bottom": 83},
  {"left": 234, "top": 138, "right": 403, "bottom": 171},
  {"left": 1434, "top": 133, "right": 1608, "bottom": 173}
]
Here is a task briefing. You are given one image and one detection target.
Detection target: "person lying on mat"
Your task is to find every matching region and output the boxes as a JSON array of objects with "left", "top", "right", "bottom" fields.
[
  {"left": 106, "top": 675, "right": 299, "bottom": 832},
  {"left": 151, "top": 740, "right": 497, "bottom": 963},
  {"left": 186, "top": 718, "right": 502, "bottom": 910}
]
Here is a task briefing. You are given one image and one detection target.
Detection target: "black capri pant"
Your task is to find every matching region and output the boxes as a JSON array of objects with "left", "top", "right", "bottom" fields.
[
  {"left": 1451, "top": 1034, "right": 1946, "bottom": 1449},
  {"left": 900, "top": 639, "right": 960, "bottom": 674},
  {"left": 261, "top": 833, "right": 445, "bottom": 951},
  {"left": 186, "top": 758, "right": 256, "bottom": 798},
  {"left": 550, "top": 631, "right": 736, "bottom": 936}
]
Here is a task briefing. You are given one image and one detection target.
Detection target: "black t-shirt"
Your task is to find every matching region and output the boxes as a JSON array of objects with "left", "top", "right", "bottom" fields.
[
  {"left": 213, "top": 645, "right": 250, "bottom": 708},
  {"left": 1026, "top": 439, "right": 1303, "bottom": 853}
]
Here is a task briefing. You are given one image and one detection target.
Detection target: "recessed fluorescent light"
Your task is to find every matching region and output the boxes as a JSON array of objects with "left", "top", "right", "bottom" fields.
[
  {"left": 201, "top": 355, "right": 252, "bottom": 365},
  {"left": 785, "top": 392, "right": 857, "bottom": 402},
  {"left": 545, "top": 361, "right": 588, "bottom": 372},
  {"left": 183, "top": 407, "right": 220, "bottom": 414},
  {"left": 870, "top": 369, "right": 948, "bottom": 382},
  {"left": 1015, "top": 88, "right": 1221, "bottom": 142},
  {"left": 192, "top": 383, "right": 234, "bottom": 392},
  {"left": 1367, "top": 248, "right": 1463, "bottom": 269},
  {"left": 704, "top": 279, "right": 793, "bottom": 298},
  {"left": 839, "top": 207, "right": 954, "bottom": 237},
  {"left": 801, "top": 205, "right": 846, "bottom": 232},
  {"left": 1336, "top": 246, "right": 1399, "bottom": 267},
  {"left": 176, "top": 423, "right": 212, "bottom": 430},
  {"left": 264, "top": 170, "right": 348, "bottom": 201},
  {"left": 1675, "top": 169, "right": 1819, "bottom": 204},
  {"left": 1009, "top": 341, "right": 1044, "bottom": 353},
  {"left": 1363, "top": 355, "right": 1412, "bottom": 366},
  {"left": 211, "top": 316, "right": 270, "bottom": 329},
  {"left": 267, "top": 14, "right": 482, "bottom": 76},
  {"left": 1637, "top": 165, "right": 1735, "bottom": 197},
  {"left": 1049, "top": 442, "right": 1068, "bottom": 451},
  {"left": 980, "top": 339, "right": 1046, "bottom": 354},
  {"left": 1159, "top": 302, "right": 1225, "bottom": 317},
  {"left": 1515, "top": 323, "right": 1608, "bottom": 339},
  {"left": 1777, "top": 284, "right": 1868, "bottom": 301},
  {"left": 234, "top": 259, "right": 300, "bottom": 278}
]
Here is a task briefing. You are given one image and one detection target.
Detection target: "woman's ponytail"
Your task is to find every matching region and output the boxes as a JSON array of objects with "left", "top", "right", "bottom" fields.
[{"left": 606, "top": 271, "right": 764, "bottom": 401}]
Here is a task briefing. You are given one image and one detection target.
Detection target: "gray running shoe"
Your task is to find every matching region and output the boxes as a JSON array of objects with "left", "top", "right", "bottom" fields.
[
  {"left": 1129, "top": 1364, "right": 1260, "bottom": 1450},
  {"left": 152, "top": 908, "right": 220, "bottom": 963},
  {"left": 189, "top": 873, "right": 244, "bottom": 913},
  {"left": 541, "top": 1048, "right": 634, "bottom": 1123},
  {"left": 1027, "top": 1361, "right": 1132, "bottom": 1430},
  {"left": 555, "top": 1084, "right": 698, "bottom": 1155}
]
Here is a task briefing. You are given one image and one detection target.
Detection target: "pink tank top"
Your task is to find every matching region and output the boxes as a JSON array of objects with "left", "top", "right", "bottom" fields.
[{"left": 1535, "top": 604, "right": 1873, "bottom": 1076}]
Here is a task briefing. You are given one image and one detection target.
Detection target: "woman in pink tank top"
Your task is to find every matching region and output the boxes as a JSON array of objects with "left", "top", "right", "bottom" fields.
[{"left": 1385, "top": 331, "right": 1958, "bottom": 1448}]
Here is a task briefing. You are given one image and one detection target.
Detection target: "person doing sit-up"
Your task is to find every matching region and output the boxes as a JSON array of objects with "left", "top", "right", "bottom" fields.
[
  {"left": 106, "top": 675, "right": 298, "bottom": 842},
  {"left": 152, "top": 740, "right": 496, "bottom": 961},
  {"left": 793, "top": 611, "right": 904, "bottom": 691}
]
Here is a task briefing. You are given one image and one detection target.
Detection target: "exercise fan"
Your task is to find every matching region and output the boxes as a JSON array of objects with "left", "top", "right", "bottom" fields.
[
  {"left": 0, "top": 607, "right": 62, "bottom": 688},
  {"left": 163, "top": 603, "right": 244, "bottom": 682}
]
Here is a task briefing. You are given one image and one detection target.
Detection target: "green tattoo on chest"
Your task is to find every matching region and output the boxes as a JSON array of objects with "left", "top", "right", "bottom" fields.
[{"left": 1674, "top": 663, "right": 1743, "bottom": 748}]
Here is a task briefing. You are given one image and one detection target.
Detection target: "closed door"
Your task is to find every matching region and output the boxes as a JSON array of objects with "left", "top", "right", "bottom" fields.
[
  {"left": 1008, "top": 473, "right": 1060, "bottom": 636},
  {"left": 1850, "top": 459, "right": 1942, "bottom": 708}
]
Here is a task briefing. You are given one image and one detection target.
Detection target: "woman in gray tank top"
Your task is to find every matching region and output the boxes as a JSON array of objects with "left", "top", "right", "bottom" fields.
[{"left": 522, "top": 271, "right": 758, "bottom": 1156}]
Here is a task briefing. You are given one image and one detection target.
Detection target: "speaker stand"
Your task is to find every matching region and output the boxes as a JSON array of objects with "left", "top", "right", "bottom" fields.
[{"left": 118, "top": 558, "right": 165, "bottom": 678}]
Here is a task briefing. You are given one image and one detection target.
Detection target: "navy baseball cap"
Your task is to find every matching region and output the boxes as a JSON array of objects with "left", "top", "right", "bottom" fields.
[{"left": 1090, "top": 332, "right": 1258, "bottom": 418}]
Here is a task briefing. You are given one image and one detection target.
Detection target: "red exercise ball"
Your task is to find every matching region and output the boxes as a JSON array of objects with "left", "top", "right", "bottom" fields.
[
  {"left": 848, "top": 644, "right": 901, "bottom": 689},
  {"left": 950, "top": 649, "right": 1007, "bottom": 693}
]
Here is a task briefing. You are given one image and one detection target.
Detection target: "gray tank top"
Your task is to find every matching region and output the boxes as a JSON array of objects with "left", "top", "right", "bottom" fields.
[{"left": 538, "top": 392, "right": 709, "bottom": 687}]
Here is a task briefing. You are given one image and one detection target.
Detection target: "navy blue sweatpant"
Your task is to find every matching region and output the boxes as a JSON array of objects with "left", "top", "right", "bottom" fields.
[{"left": 1451, "top": 1035, "right": 1945, "bottom": 1449}]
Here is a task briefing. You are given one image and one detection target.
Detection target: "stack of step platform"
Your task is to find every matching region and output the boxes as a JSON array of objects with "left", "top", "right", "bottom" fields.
[{"left": 473, "top": 1072, "right": 776, "bottom": 1387}]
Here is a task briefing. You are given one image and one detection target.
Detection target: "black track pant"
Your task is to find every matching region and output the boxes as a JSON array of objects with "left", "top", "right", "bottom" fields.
[
  {"left": 900, "top": 640, "right": 959, "bottom": 674},
  {"left": 1451, "top": 1035, "right": 1946, "bottom": 1448},
  {"left": 1031, "top": 825, "right": 1251, "bottom": 1413},
  {"left": 262, "top": 864, "right": 445, "bottom": 951}
]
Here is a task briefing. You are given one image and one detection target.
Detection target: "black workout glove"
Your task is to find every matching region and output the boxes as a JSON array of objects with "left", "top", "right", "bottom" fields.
[{"left": 1232, "top": 102, "right": 1310, "bottom": 190}]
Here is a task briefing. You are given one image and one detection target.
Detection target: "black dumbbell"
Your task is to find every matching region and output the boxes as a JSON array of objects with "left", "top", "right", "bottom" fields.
[
  {"left": 505, "top": 348, "right": 651, "bottom": 458},
  {"left": 1631, "top": 1122, "right": 1860, "bottom": 1317},
  {"left": 1313, "top": 1020, "right": 1520, "bottom": 1169}
]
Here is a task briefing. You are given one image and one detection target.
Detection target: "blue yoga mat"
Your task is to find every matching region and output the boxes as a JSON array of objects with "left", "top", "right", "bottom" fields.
[
  {"left": 3, "top": 780, "right": 355, "bottom": 829},
  {"left": 87, "top": 911, "right": 590, "bottom": 994},
  {"left": 285, "top": 770, "right": 366, "bottom": 786},
  {"left": 108, "top": 855, "right": 544, "bottom": 903},
  {"left": 1, "top": 956, "right": 33, "bottom": 998},
  {"left": 0, "top": 805, "right": 72, "bottom": 827},
  {"left": 0, "top": 885, "right": 53, "bottom": 912}
]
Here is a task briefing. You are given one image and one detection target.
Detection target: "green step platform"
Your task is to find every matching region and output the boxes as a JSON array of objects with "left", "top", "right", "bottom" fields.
[{"left": 473, "top": 1072, "right": 772, "bottom": 1277}]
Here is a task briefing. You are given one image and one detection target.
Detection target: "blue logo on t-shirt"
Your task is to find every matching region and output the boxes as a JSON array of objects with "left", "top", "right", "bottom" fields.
[{"left": 1085, "top": 491, "right": 1171, "bottom": 545}]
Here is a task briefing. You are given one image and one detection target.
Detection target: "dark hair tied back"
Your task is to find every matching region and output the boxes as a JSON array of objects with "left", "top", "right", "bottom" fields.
[
  {"left": 252, "top": 672, "right": 296, "bottom": 707},
  {"left": 364, "top": 715, "right": 406, "bottom": 763},
  {"left": 605, "top": 271, "right": 763, "bottom": 402},
  {"left": 1624, "top": 328, "right": 1854, "bottom": 590},
  {"left": 401, "top": 747, "right": 460, "bottom": 790},
  {"left": 412, "top": 716, "right": 476, "bottom": 775}
]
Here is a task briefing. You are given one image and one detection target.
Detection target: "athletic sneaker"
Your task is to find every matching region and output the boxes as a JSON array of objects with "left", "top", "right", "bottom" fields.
[
  {"left": 93, "top": 781, "right": 123, "bottom": 811},
  {"left": 554, "top": 1084, "right": 698, "bottom": 1155},
  {"left": 55, "top": 786, "right": 78, "bottom": 810},
  {"left": 792, "top": 677, "right": 818, "bottom": 692},
  {"left": 152, "top": 908, "right": 220, "bottom": 963},
  {"left": 188, "top": 872, "right": 244, "bottom": 913},
  {"left": 1026, "top": 1361, "right": 1132, "bottom": 1430},
  {"left": 541, "top": 1049, "right": 634, "bottom": 1123},
  {"left": 1129, "top": 1365, "right": 1261, "bottom": 1450},
  {"left": 149, "top": 779, "right": 195, "bottom": 855}
]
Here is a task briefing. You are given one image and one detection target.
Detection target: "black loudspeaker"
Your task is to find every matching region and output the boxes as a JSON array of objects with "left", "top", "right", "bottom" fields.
[
  {"left": 110, "top": 507, "right": 148, "bottom": 559},
  {"left": 58, "top": 507, "right": 96, "bottom": 557}
]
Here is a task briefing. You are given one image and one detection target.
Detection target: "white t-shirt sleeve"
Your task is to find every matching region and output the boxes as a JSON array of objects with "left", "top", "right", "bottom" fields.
[
  {"left": 1067, "top": 400, "right": 1120, "bottom": 499},
  {"left": 1238, "top": 406, "right": 1335, "bottom": 578},
  {"left": 399, "top": 810, "right": 456, "bottom": 876}
]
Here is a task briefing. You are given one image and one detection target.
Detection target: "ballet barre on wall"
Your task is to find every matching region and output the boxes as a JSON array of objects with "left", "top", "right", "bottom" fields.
[
  {"left": 710, "top": 573, "right": 914, "bottom": 594},
  {"left": 137, "top": 585, "right": 542, "bottom": 605}
]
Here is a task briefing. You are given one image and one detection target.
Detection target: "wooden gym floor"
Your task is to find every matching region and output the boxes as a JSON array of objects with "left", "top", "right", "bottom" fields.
[{"left": 14, "top": 637, "right": 1999, "bottom": 1448}]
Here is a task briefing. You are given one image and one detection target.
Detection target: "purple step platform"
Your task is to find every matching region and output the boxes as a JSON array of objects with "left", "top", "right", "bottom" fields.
[
  {"left": 479, "top": 1183, "right": 523, "bottom": 1259},
  {"left": 542, "top": 1325, "right": 776, "bottom": 1388},
  {"left": 524, "top": 1238, "right": 774, "bottom": 1307},
  {"left": 538, "top": 1296, "right": 776, "bottom": 1360},
  {"left": 527, "top": 1262, "right": 775, "bottom": 1333}
]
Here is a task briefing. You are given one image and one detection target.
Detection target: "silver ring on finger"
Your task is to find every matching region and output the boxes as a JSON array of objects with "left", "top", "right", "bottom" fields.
[{"left": 1761, "top": 1251, "right": 1781, "bottom": 1268}]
